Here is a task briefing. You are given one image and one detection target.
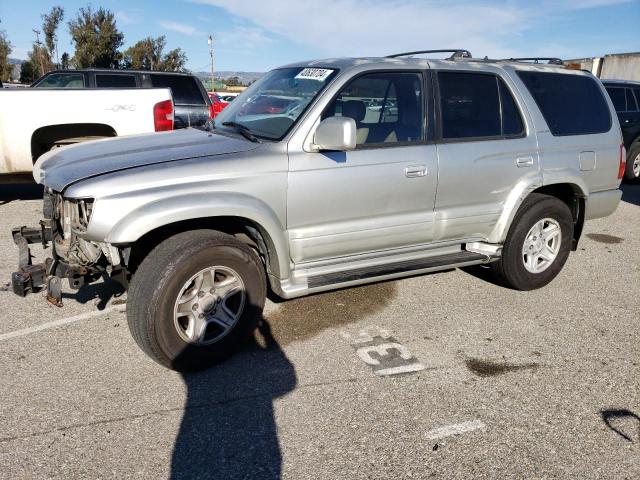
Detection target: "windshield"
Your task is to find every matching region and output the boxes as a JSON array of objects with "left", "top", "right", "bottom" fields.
[{"left": 214, "top": 67, "right": 338, "bottom": 140}]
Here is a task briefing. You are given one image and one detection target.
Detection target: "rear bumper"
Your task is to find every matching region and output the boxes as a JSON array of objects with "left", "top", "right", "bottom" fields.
[{"left": 585, "top": 189, "right": 622, "bottom": 220}]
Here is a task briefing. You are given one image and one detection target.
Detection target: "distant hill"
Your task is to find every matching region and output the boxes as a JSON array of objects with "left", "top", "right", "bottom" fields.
[
  {"left": 9, "top": 58, "right": 23, "bottom": 65},
  {"left": 195, "top": 71, "right": 264, "bottom": 85}
]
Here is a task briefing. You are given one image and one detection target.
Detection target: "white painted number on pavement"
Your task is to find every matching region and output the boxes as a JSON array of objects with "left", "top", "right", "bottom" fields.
[{"left": 341, "top": 327, "right": 426, "bottom": 376}]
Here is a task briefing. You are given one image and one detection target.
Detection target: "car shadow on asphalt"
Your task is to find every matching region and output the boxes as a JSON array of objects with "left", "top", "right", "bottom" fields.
[
  {"left": 171, "top": 318, "right": 296, "bottom": 480},
  {"left": 62, "top": 277, "right": 125, "bottom": 310},
  {"left": 169, "top": 281, "right": 398, "bottom": 479},
  {"left": 620, "top": 181, "right": 640, "bottom": 206},
  {"left": 0, "top": 180, "right": 43, "bottom": 205}
]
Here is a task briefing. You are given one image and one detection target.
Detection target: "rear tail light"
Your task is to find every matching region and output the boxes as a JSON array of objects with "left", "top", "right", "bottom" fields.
[
  {"left": 153, "top": 100, "right": 174, "bottom": 132},
  {"left": 617, "top": 143, "right": 626, "bottom": 179}
]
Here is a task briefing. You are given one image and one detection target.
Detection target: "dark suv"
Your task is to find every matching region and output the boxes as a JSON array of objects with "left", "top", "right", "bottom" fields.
[
  {"left": 32, "top": 69, "right": 212, "bottom": 130},
  {"left": 603, "top": 80, "right": 640, "bottom": 180}
]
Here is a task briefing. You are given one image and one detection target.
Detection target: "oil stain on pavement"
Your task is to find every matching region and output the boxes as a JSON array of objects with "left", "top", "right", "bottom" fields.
[
  {"left": 586, "top": 233, "right": 624, "bottom": 244},
  {"left": 466, "top": 358, "right": 539, "bottom": 377}
]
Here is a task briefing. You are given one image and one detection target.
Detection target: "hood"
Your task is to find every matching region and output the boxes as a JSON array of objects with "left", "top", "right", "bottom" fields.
[{"left": 34, "top": 128, "right": 259, "bottom": 191}]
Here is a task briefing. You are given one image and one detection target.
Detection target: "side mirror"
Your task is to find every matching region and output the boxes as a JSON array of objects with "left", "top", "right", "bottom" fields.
[{"left": 312, "top": 116, "right": 356, "bottom": 152}]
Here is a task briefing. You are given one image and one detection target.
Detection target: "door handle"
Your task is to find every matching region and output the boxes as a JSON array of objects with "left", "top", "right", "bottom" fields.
[
  {"left": 405, "top": 165, "right": 427, "bottom": 177},
  {"left": 516, "top": 157, "right": 534, "bottom": 168}
]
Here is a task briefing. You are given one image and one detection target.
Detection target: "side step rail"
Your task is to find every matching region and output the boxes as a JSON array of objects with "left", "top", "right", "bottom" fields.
[{"left": 308, "top": 251, "right": 490, "bottom": 288}]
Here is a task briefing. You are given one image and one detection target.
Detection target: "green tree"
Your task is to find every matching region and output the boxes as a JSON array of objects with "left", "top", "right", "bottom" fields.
[
  {"left": 68, "top": 6, "right": 124, "bottom": 68},
  {"left": 42, "top": 6, "right": 64, "bottom": 65},
  {"left": 19, "top": 60, "right": 36, "bottom": 84},
  {"left": 60, "top": 52, "right": 70, "bottom": 69},
  {"left": 0, "top": 21, "right": 12, "bottom": 82},
  {"left": 123, "top": 36, "right": 165, "bottom": 70},
  {"left": 28, "top": 43, "right": 52, "bottom": 78},
  {"left": 123, "top": 36, "right": 188, "bottom": 72},
  {"left": 159, "top": 48, "right": 188, "bottom": 72}
]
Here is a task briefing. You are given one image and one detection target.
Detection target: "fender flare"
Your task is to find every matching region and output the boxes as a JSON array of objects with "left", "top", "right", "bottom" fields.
[
  {"left": 488, "top": 174, "right": 588, "bottom": 244},
  {"left": 105, "top": 192, "right": 290, "bottom": 279}
]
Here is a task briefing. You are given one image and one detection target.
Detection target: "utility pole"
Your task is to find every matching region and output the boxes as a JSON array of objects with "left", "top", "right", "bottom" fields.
[
  {"left": 208, "top": 35, "right": 215, "bottom": 92},
  {"left": 32, "top": 29, "right": 45, "bottom": 76}
]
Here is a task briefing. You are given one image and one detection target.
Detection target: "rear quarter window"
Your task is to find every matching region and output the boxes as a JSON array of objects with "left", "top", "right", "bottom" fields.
[
  {"left": 517, "top": 71, "right": 611, "bottom": 136},
  {"left": 150, "top": 74, "right": 205, "bottom": 105}
]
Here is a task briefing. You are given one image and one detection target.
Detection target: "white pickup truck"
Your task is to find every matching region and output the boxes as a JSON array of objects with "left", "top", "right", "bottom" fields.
[{"left": 0, "top": 88, "right": 173, "bottom": 174}]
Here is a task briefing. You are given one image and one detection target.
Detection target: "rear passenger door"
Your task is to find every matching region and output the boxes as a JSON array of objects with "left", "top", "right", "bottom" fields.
[
  {"left": 148, "top": 74, "right": 210, "bottom": 128},
  {"left": 433, "top": 70, "right": 539, "bottom": 242}
]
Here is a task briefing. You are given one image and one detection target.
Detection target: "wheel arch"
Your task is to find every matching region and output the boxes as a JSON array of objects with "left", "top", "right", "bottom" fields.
[
  {"left": 105, "top": 193, "right": 290, "bottom": 280},
  {"left": 491, "top": 181, "right": 587, "bottom": 250},
  {"left": 31, "top": 123, "right": 117, "bottom": 163}
]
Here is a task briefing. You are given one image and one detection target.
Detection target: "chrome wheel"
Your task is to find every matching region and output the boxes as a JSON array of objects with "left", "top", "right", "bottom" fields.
[
  {"left": 522, "top": 218, "right": 562, "bottom": 274},
  {"left": 173, "top": 266, "right": 245, "bottom": 345},
  {"left": 633, "top": 153, "right": 640, "bottom": 178}
]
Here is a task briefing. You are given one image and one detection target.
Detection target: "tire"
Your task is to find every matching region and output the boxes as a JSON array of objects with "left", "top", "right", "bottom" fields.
[
  {"left": 127, "top": 230, "right": 266, "bottom": 371},
  {"left": 624, "top": 143, "right": 640, "bottom": 181},
  {"left": 491, "top": 193, "right": 573, "bottom": 291}
]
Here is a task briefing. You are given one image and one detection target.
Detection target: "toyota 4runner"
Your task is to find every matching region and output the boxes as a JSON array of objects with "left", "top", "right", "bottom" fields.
[{"left": 10, "top": 50, "right": 624, "bottom": 370}]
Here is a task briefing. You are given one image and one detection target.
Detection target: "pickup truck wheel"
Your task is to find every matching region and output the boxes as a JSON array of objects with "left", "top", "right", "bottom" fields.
[
  {"left": 492, "top": 193, "right": 573, "bottom": 290},
  {"left": 625, "top": 143, "right": 640, "bottom": 181},
  {"left": 127, "top": 230, "right": 266, "bottom": 371}
]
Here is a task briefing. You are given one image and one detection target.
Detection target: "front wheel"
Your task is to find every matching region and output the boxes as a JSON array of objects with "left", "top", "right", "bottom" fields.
[
  {"left": 491, "top": 193, "right": 573, "bottom": 290},
  {"left": 127, "top": 230, "right": 266, "bottom": 371}
]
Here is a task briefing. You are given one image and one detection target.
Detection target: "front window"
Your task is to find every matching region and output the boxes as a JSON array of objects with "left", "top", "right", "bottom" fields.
[
  {"left": 322, "top": 72, "right": 424, "bottom": 146},
  {"left": 214, "top": 67, "right": 338, "bottom": 140},
  {"left": 33, "top": 73, "right": 85, "bottom": 88}
]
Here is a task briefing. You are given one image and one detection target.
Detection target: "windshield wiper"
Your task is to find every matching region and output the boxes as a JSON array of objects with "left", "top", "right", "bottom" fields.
[{"left": 221, "top": 121, "right": 260, "bottom": 143}]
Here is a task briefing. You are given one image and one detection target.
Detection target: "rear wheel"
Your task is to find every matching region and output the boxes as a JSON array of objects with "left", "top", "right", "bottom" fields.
[
  {"left": 127, "top": 230, "right": 266, "bottom": 371},
  {"left": 492, "top": 193, "right": 573, "bottom": 290},
  {"left": 625, "top": 143, "right": 640, "bottom": 181}
]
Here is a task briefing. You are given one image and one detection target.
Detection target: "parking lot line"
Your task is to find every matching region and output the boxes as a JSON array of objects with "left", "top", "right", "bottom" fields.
[
  {"left": 425, "top": 420, "right": 487, "bottom": 440},
  {"left": 0, "top": 307, "right": 118, "bottom": 342}
]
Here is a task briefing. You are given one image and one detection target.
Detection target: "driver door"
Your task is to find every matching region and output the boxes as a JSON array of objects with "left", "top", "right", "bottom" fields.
[{"left": 287, "top": 71, "right": 438, "bottom": 264}]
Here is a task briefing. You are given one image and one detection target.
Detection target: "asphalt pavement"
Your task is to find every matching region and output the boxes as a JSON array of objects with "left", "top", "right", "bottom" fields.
[{"left": 0, "top": 182, "right": 638, "bottom": 479}]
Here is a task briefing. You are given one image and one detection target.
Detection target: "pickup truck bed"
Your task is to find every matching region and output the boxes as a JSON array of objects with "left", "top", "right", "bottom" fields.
[{"left": 0, "top": 87, "right": 172, "bottom": 174}]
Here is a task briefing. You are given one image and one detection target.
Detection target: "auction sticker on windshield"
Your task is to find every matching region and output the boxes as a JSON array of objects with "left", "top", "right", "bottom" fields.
[{"left": 295, "top": 68, "right": 334, "bottom": 81}]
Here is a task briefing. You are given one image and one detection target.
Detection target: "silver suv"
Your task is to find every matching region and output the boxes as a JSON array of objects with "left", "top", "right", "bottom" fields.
[{"left": 11, "top": 50, "right": 624, "bottom": 370}]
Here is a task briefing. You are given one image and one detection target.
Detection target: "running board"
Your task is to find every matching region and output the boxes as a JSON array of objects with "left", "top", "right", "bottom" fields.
[{"left": 307, "top": 251, "right": 488, "bottom": 289}]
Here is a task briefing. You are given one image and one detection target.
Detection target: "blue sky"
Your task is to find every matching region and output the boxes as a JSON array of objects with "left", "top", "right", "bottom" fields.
[{"left": 1, "top": 0, "right": 639, "bottom": 72}]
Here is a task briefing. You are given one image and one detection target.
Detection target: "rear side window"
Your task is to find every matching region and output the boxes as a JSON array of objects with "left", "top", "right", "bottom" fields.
[
  {"left": 518, "top": 71, "right": 611, "bottom": 136},
  {"left": 34, "top": 73, "right": 85, "bottom": 88},
  {"left": 150, "top": 74, "right": 204, "bottom": 105},
  {"left": 635, "top": 89, "right": 640, "bottom": 111},
  {"left": 438, "top": 72, "right": 524, "bottom": 139},
  {"left": 96, "top": 74, "right": 137, "bottom": 88},
  {"left": 606, "top": 87, "right": 626, "bottom": 111}
]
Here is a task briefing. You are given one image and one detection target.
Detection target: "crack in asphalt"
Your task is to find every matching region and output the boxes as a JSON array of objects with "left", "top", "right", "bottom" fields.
[{"left": 0, "top": 377, "right": 361, "bottom": 444}]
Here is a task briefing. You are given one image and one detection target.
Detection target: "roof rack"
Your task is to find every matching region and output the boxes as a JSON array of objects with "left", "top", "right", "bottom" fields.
[
  {"left": 386, "top": 49, "right": 472, "bottom": 60},
  {"left": 502, "top": 57, "right": 564, "bottom": 65}
]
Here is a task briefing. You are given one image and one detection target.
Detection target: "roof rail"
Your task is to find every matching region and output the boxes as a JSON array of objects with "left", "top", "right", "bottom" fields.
[
  {"left": 502, "top": 57, "right": 564, "bottom": 65},
  {"left": 386, "top": 49, "right": 472, "bottom": 60}
]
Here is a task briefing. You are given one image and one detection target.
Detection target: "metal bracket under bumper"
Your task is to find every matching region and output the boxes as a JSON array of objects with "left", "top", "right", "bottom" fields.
[{"left": 10, "top": 223, "right": 54, "bottom": 298}]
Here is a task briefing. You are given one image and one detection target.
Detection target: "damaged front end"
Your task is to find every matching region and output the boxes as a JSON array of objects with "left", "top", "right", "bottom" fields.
[{"left": 11, "top": 190, "right": 123, "bottom": 306}]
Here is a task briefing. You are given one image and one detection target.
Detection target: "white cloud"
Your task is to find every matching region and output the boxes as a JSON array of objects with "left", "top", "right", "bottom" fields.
[
  {"left": 192, "top": 0, "right": 636, "bottom": 58},
  {"left": 158, "top": 20, "right": 202, "bottom": 36},
  {"left": 116, "top": 10, "right": 140, "bottom": 25}
]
